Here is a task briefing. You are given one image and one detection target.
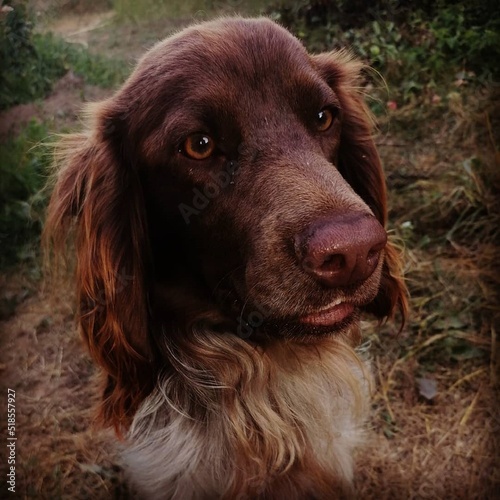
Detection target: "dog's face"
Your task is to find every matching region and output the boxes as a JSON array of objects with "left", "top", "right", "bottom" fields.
[{"left": 89, "top": 18, "right": 402, "bottom": 341}]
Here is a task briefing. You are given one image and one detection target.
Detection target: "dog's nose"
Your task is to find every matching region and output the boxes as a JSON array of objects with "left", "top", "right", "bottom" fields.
[{"left": 295, "top": 212, "right": 387, "bottom": 288}]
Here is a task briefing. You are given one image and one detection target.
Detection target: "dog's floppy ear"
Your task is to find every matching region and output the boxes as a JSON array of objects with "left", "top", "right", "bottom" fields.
[
  {"left": 313, "top": 50, "right": 386, "bottom": 221},
  {"left": 44, "top": 101, "right": 154, "bottom": 433},
  {"left": 313, "top": 50, "right": 408, "bottom": 326}
]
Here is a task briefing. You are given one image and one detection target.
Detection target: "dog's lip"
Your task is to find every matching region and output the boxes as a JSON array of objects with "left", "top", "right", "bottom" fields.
[{"left": 299, "top": 300, "right": 355, "bottom": 326}]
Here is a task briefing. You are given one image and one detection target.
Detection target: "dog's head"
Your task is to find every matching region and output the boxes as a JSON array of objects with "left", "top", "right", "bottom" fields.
[{"left": 45, "top": 17, "right": 407, "bottom": 429}]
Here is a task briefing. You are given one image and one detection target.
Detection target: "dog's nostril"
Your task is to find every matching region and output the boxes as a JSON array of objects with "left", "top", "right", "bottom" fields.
[
  {"left": 367, "top": 249, "right": 379, "bottom": 265},
  {"left": 320, "top": 253, "right": 344, "bottom": 273}
]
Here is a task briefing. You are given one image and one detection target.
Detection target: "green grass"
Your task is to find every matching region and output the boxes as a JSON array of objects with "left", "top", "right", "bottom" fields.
[{"left": 33, "top": 33, "right": 131, "bottom": 89}]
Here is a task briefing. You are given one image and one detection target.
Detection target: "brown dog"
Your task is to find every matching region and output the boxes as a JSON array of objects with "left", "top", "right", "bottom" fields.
[{"left": 45, "top": 17, "right": 407, "bottom": 498}]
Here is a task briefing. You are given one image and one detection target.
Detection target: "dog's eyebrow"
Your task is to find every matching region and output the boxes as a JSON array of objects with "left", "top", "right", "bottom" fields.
[
  {"left": 142, "top": 108, "right": 239, "bottom": 162},
  {"left": 289, "top": 73, "right": 341, "bottom": 114},
  {"left": 163, "top": 105, "right": 234, "bottom": 137}
]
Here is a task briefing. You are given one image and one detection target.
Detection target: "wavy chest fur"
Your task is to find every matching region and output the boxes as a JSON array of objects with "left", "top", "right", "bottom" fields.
[{"left": 123, "top": 334, "right": 371, "bottom": 499}]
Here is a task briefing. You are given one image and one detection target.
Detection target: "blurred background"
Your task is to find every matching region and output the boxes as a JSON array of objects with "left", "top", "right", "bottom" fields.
[{"left": 0, "top": 0, "right": 499, "bottom": 498}]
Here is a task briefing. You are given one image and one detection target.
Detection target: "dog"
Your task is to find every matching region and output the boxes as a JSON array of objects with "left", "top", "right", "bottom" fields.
[{"left": 45, "top": 17, "right": 407, "bottom": 498}]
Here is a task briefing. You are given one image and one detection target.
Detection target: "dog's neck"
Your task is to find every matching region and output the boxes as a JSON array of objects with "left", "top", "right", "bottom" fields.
[{"left": 124, "top": 330, "right": 371, "bottom": 498}]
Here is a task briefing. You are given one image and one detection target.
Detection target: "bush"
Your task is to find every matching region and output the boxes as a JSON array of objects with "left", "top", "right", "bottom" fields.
[
  {"left": 269, "top": 1, "right": 500, "bottom": 103},
  {"left": 0, "top": 120, "right": 50, "bottom": 268},
  {"left": 0, "top": 2, "right": 64, "bottom": 110},
  {"left": 0, "top": 2, "right": 130, "bottom": 269}
]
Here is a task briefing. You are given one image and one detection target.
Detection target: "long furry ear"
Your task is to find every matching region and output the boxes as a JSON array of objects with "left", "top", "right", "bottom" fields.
[
  {"left": 313, "top": 50, "right": 408, "bottom": 327},
  {"left": 44, "top": 101, "right": 154, "bottom": 433}
]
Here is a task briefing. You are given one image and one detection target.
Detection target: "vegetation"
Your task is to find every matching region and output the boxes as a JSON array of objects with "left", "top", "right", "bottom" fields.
[
  {"left": 0, "top": 1, "right": 130, "bottom": 269},
  {"left": 269, "top": 0, "right": 500, "bottom": 104},
  {"left": 0, "top": 1, "right": 128, "bottom": 110},
  {"left": 269, "top": 3, "right": 499, "bottom": 494},
  {"left": 0, "top": 120, "right": 49, "bottom": 268}
]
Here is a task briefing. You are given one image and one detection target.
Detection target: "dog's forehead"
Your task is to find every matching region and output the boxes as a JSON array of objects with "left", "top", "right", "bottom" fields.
[
  {"left": 172, "top": 18, "right": 305, "bottom": 57},
  {"left": 145, "top": 18, "right": 313, "bottom": 85}
]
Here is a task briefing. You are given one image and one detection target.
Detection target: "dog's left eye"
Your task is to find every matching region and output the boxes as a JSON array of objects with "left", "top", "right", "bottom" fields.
[
  {"left": 181, "top": 133, "right": 216, "bottom": 160},
  {"left": 315, "top": 108, "right": 336, "bottom": 132}
]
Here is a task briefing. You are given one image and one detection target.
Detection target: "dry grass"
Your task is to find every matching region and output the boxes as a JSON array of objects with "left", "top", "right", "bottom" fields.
[
  {"left": 1, "top": 7, "right": 499, "bottom": 499},
  {"left": 353, "top": 86, "right": 500, "bottom": 498},
  {"left": 0, "top": 276, "right": 128, "bottom": 498}
]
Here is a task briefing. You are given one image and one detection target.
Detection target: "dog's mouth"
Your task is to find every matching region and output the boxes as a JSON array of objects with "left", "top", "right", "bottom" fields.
[
  {"left": 212, "top": 273, "right": 371, "bottom": 339},
  {"left": 214, "top": 278, "right": 366, "bottom": 338},
  {"left": 298, "top": 300, "right": 355, "bottom": 327},
  {"left": 231, "top": 297, "right": 360, "bottom": 341}
]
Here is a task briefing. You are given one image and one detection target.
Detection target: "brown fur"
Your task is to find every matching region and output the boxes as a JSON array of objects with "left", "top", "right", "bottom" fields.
[{"left": 44, "top": 17, "right": 408, "bottom": 498}]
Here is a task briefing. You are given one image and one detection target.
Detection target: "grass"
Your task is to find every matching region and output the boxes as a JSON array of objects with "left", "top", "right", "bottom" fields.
[
  {"left": 1, "top": 4, "right": 130, "bottom": 271},
  {"left": 380, "top": 90, "right": 499, "bottom": 357},
  {"left": 33, "top": 32, "right": 130, "bottom": 89}
]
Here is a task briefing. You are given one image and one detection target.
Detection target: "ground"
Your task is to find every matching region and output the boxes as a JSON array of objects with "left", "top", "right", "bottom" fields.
[{"left": 0, "top": 4, "right": 498, "bottom": 499}]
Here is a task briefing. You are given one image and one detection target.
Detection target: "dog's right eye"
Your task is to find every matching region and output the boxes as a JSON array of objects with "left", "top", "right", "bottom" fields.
[
  {"left": 315, "top": 108, "right": 336, "bottom": 132},
  {"left": 181, "top": 134, "right": 216, "bottom": 160}
]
